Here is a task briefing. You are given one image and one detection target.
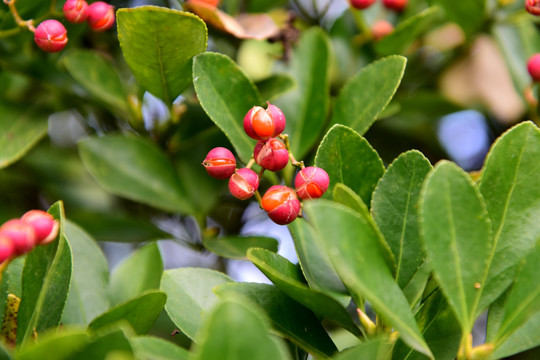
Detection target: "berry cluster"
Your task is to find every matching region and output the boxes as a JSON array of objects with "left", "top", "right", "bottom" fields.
[
  {"left": 34, "top": 1, "right": 115, "bottom": 53},
  {"left": 203, "top": 103, "right": 330, "bottom": 225},
  {"left": 350, "top": 0, "right": 408, "bottom": 12},
  {"left": 0, "top": 210, "right": 59, "bottom": 264}
]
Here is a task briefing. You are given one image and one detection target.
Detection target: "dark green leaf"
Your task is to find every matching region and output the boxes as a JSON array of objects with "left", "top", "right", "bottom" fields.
[
  {"left": 117, "top": 6, "right": 207, "bottom": 104},
  {"left": 202, "top": 235, "right": 278, "bottom": 260},
  {"left": 330, "top": 56, "right": 406, "bottom": 135},
  {"left": 160, "top": 268, "right": 233, "bottom": 340},
  {"left": 304, "top": 201, "right": 431, "bottom": 357},
  {"left": 431, "top": 1, "right": 485, "bottom": 37},
  {"left": 255, "top": 74, "right": 295, "bottom": 102},
  {"left": 88, "top": 290, "right": 167, "bottom": 335},
  {"left": 131, "top": 336, "right": 189, "bottom": 360},
  {"left": 78, "top": 135, "right": 194, "bottom": 214},
  {"left": 333, "top": 338, "right": 392, "bottom": 360},
  {"left": 66, "top": 327, "right": 133, "bottom": 360},
  {"left": 315, "top": 124, "right": 385, "bottom": 206},
  {"left": 15, "top": 329, "right": 89, "bottom": 360},
  {"left": 193, "top": 52, "right": 261, "bottom": 163},
  {"left": 372, "top": 150, "right": 432, "bottom": 289}
]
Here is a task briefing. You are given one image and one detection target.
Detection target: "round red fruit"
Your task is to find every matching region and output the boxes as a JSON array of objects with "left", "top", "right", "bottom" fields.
[
  {"left": 0, "top": 235, "right": 14, "bottom": 263},
  {"left": 34, "top": 20, "right": 68, "bottom": 53},
  {"left": 87, "top": 1, "right": 115, "bottom": 32},
  {"left": 0, "top": 219, "right": 36, "bottom": 255},
  {"left": 371, "top": 20, "right": 394, "bottom": 40},
  {"left": 21, "top": 210, "right": 59, "bottom": 245},
  {"left": 228, "top": 168, "right": 259, "bottom": 200},
  {"left": 253, "top": 138, "right": 289, "bottom": 172},
  {"left": 294, "top": 167, "right": 330, "bottom": 200},
  {"left": 63, "top": 0, "right": 89, "bottom": 23},
  {"left": 261, "top": 185, "right": 301, "bottom": 225},
  {"left": 350, "top": 0, "right": 376, "bottom": 9},
  {"left": 527, "top": 54, "right": 540, "bottom": 82},
  {"left": 203, "top": 147, "right": 237, "bottom": 180},
  {"left": 526, "top": 0, "right": 540, "bottom": 15},
  {"left": 382, "top": 0, "right": 408, "bottom": 11},
  {"left": 243, "top": 102, "right": 286, "bottom": 141}
]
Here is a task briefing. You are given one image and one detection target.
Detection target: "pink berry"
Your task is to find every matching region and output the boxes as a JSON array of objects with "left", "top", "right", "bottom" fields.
[
  {"left": 0, "top": 219, "right": 36, "bottom": 255},
  {"left": 63, "top": 0, "right": 89, "bottom": 23},
  {"left": 526, "top": 0, "right": 540, "bottom": 15},
  {"left": 0, "top": 235, "right": 14, "bottom": 263},
  {"left": 203, "top": 147, "right": 237, "bottom": 180},
  {"left": 21, "top": 210, "right": 59, "bottom": 245},
  {"left": 294, "top": 167, "right": 330, "bottom": 200},
  {"left": 527, "top": 54, "right": 540, "bottom": 82},
  {"left": 382, "top": 0, "right": 408, "bottom": 11},
  {"left": 261, "top": 185, "right": 301, "bottom": 225},
  {"left": 228, "top": 168, "right": 259, "bottom": 200},
  {"left": 87, "top": 1, "right": 115, "bottom": 32},
  {"left": 253, "top": 138, "right": 289, "bottom": 172},
  {"left": 243, "top": 102, "right": 286, "bottom": 141},
  {"left": 34, "top": 20, "right": 68, "bottom": 53},
  {"left": 371, "top": 20, "right": 394, "bottom": 41},
  {"left": 350, "top": 0, "right": 376, "bottom": 9}
]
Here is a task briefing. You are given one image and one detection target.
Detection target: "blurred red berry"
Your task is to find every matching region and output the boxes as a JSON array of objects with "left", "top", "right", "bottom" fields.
[
  {"left": 526, "top": 0, "right": 540, "bottom": 15},
  {"left": 527, "top": 53, "right": 540, "bottom": 82},
  {"left": 253, "top": 138, "right": 289, "bottom": 172},
  {"left": 228, "top": 168, "right": 259, "bottom": 200},
  {"left": 21, "top": 210, "right": 59, "bottom": 245},
  {"left": 350, "top": 0, "right": 376, "bottom": 9},
  {"left": 382, "top": 0, "right": 407, "bottom": 11},
  {"left": 294, "top": 167, "right": 330, "bottom": 200},
  {"left": 371, "top": 19, "right": 394, "bottom": 40},
  {"left": 34, "top": 20, "right": 68, "bottom": 53},
  {"left": 87, "top": 1, "right": 115, "bottom": 32},
  {"left": 0, "top": 235, "right": 14, "bottom": 264},
  {"left": 0, "top": 219, "right": 36, "bottom": 255},
  {"left": 203, "top": 147, "right": 237, "bottom": 180},
  {"left": 63, "top": 0, "right": 89, "bottom": 23},
  {"left": 243, "top": 102, "right": 286, "bottom": 141},
  {"left": 261, "top": 185, "right": 301, "bottom": 225}
]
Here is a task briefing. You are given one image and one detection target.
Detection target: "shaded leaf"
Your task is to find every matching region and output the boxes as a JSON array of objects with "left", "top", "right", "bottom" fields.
[
  {"left": 202, "top": 235, "right": 278, "bottom": 260},
  {"left": 492, "top": 311, "right": 540, "bottom": 359},
  {"left": 131, "top": 336, "right": 189, "bottom": 360},
  {"left": 333, "top": 338, "right": 392, "bottom": 360},
  {"left": 15, "top": 329, "right": 89, "bottom": 360},
  {"left": 66, "top": 327, "right": 133, "bottom": 360},
  {"left": 431, "top": 1, "right": 485, "bottom": 37},
  {"left": 333, "top": 183, "right": 370, "bottom": 218},
  {"left": 255, "top": 74, "right": 296, "bottom": 102}
]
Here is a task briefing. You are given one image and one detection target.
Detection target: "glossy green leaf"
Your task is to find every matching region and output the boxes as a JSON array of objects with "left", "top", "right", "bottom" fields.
[
  {"left": 304, "top": 201, "right": 431, "bottom": 357},
  {"left": 333, "top": 183, "right": 370, "bottom": 218},
  {"left": 109, "top": 242, "right": 163, "bottom": 306},
  {"left": 375, "top": 7, "right": 442, "bottom": 56},
  {"left": 88, "top": 291, "right": 166, "bottom": 335},
  {"left": 247, "top": 248, "right": 360, "bottom": 336},
  {"left": 62, "top": 221, "right": 110, "bottom": 325},
  {"left": 131, "top": 336, "right": 189, "bottom": 360},
  {"left": 494, "top": 241, "right": 540, "bottom": 348},
  {"left": 333, "top": 339, "right": 391, "bottom": 360},
  {"left": 315, "top": 124, "right": 385, "bottom": 206},
  {"left": 78, "top": 135, "right": 193, "bottom": 214},
  {"left": 492, "top": 311, "right": 540, "bottom": 358},
  {"left": 215, "top": 282, "right": 337, "bottom": 359},
  {"left": 193, "top": 52, "right": 261, "bottom": 163},
  {"left": 189, "top": 296, "right": 292, "bottom": 360},
  {"left": 202, "top": 235, "right": 278, "bottom": 260},
  {"left": 330, "top": 56, "right": 406, "bottom": 135},
  {"left": 63, "top": 50, "right": 129, "bottom": 115},
  {"left": 66, "top": 327, "right": 133, "bottom": 360},
  {"left": 431, "top": 1, "right": 485, "bottom": 37},
  {"left": 15, "top": 329, "right": 89, "bottom": 360},
  {"left": 372, "top": 150, "right": 432, "bottom": 289},
  {"left": 479, "top": 121, "right": 540, "bottom": 310},
  {"left": 117, "top": 6, "right": 207, "bottom": 104},
  {"left": 274, "top": 27, "right": 331, "bottom": 159},
  {"left": 0, "top": 105, "right": 48, "bottom": 169},
  {"left": 421, "top": 161, "right": 492, "bottom": 333},
  {"left": 255, "top": 74, "right": 295, "bottom": 101},
  {"left": 160, "top": 268, "right": 233, "bottom": 340},
  {"left": 402, "top": 262, "right": 431, "bottom": 308},
  {"left": 17, "top": 202, "right": 72, "bottom": 345}
]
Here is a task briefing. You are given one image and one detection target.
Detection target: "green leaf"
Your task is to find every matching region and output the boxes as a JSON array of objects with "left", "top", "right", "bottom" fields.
[
  {"left": 88, "top": 291, "right": 167, "bottom": 335},
  {"left": 202, "top": 235, "right": 278, "bottom": 260},
  {"left": 78, "top": 135, "right": 194, "bottom": 214},
  {"left": 17, "top": 201, "right": 72, "bottom": 345},
  {"left": 330, "top": 56, "right": 406, "bottom": 135},
  {"left": 215, "top": 282, "right": 338, "bottom": 359},
  {"left": 193, "top": 52, "right": 261, "bottom": 163},
  {"left": 333, "top": 338, "right": 392, "bottom": 360},
  {"left": 333, "top": 183, "right": 370, "bottom": 217},
  {"left": 274, "top": 27, "right": 331, "bottom": 159},
  {"left": 189, "top": 296, "right": 292, "bottom": 360},
  {"left": 255, "top": 74, "right": 295, "bottom": 102},
  {"left": 375, "top": 7, "right": 442, "bottom": 56},
  {"left": 117, "top": 6, "right": 207, "bottom": 104},
  {"left": 247, "top": 248, "right": 360, "bottom": 336},
  {"left": 109, "top": 242, "right": 163, "bottom": 306},
  {"left": 304, "top": 201, "right": 431, "bottom": 358},
  {"left": 0, "top": 105, "right": 48, "bottom": 169},
  {"left": 420, "top": 161, "right": 492, "bottom": 333},
  {"left": 67, "top": 327, "right": 134, "bottom": 360},
  {"left": 479, "top": 121, "right": 540, "bottom": 309},
  {"left": 372, "top": 150, "right": 432, "bottom": 289},
  {"left": 62, "top": 221, "right": 110, "bottom": 326},
  {"left": 160, "top": 268, "right": 233, "bottom": 340},
  {"left": 492, "top": 311, "right": 540, "bottom": 358},
  {"left": 402, "top": 262, "right": 431, "bottom": 308},
  {"left": 131, "top": 336, "right": 189, "bottom": 360},
  {"left": 315, "top": 124, "right": 385, "bottom": 206},
  {"left": 494, "top": 241, "right": 540, "bottom": 348},
  {"left": 430, "top": 1, "right": 485, "bottom": 37},
  {"left": 63, "top": 50, "right": 129, "bottom": 115},
  {"left": 15, "top": 329, "right": 89, "bottom": 360}
]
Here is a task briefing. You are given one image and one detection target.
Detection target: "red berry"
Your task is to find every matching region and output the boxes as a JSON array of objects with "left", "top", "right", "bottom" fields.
[
  {"left": 261, "top": 185, "right": 301, "bottom": 225},
  {"left": 63, "top": 0, "right": 89, "bottom": 23},
  {"left": 228, "top": 168, "right": 259, "bottom": 200},
  {"left": 350, "top": 0, "right": 376, "bottom": 9},
  {"left": 21, "top": 210, "right": 59, "bottom": 245},
  {"left": 34, "top": 20, "right": 68, "bottom": 53},
  {"left": 0, "top": 235, "right": 14, "bottom": 263},
  {"left": 189, "top": 0, "right": 220, "bottom": 8},
  {"left": 0, "top": 219, "right": 36, "bottom": 255},
  {"left": 526, "top": 0, "right": 540, "bottom": 15},
  {"left": 243, "top": 102, "right": 286, "bottom": 141},
  {"left": 295, "top": 167, "right": 329, "bottom": 200},
  {"left": 527, "top": 54, "right": 540, "bottom": 82},
  {"left": 87, "top": 1, "right": 115, "bottom": 32},
  {"left": 253, "top": 138, "right": 289, "bottom": 172},
  {"left": 203, "top": 147, "right": 237, "bottom": 180},
  {"left": 371, "top": 20, "right": 394, "bottom": 40},
  {"left": 382, "top": 0, "right": 408, "bottom": 11}
]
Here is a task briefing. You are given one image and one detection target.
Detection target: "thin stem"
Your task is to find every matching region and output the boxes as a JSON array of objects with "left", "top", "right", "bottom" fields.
[
  {"left": 4, "top": 0, "right": 35, "bottom": 32},
  {"left": 254, "top": 190, "right": 263, "bottom": 207},
  {"left": 279, "top": 134, "right": 305, "bottom": 169},
  {"left": 246, "top": 158, "right": 256, "bottom": 169},
  {"left": 49, "top": 0, "right": 57, "bottom": 13}
]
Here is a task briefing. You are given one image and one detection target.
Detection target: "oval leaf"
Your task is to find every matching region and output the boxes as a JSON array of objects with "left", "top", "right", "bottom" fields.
[
  {"left": 202, "top": 235, "right": 278, "bottom": 260},
  {"left": 430, "top": 1, "right": 485, "bottom": 37},
  {"left": 117, "top": 6, "right": 208, "bottom": 103},
  {"left": 131, "top": 336, "right": 189, "bottom": 360}
]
